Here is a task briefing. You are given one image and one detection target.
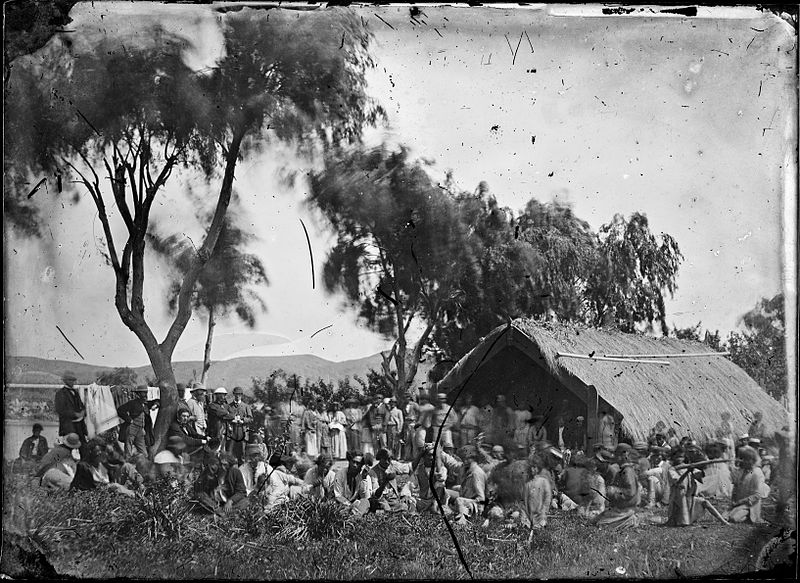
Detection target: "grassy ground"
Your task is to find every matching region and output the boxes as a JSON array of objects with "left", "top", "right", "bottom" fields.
[{"left": 2, "top": 468, "right": 795, "bottom": 580}]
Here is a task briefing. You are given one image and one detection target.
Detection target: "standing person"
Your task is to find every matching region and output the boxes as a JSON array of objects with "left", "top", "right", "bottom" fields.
[
  {"left": 54, "top": 371, "right": 88, "bottom": 444},
  {"left": 403, "top": 392, "right": 420, "bottom": 460},
  {"left": 116, "top": 385, "right": 152, "bottom": 458},
  {"left": 523, "top": 454, "right": 553, "bottom": 530},
  {"left": 343, "top": 398, "right": 363, "bottom": 453},
  {"left": 594, "top": 443, "right": 640, "bottom": 529},
  {"left": 598, "top": 410, "right": 616, "bottom": 450},
  {"left": 748, "top": 411, "right": 766, "bottom": 441},
  {"left": 301, "top": 400, "right": 321, "bottom": 457},
  {"left": 363, "top": 396, "right": 384, "bottom": 456},
  {"left": 226, "top": 387, "right": 253, "bottom": 462},
  {"left": 527, "top": 415, "right": 548, "bottom": 450},
  {"left": 431, "top": 393, "right": 455, "bottom": 454},
  {"left": 206, "top": 388, "right": 234, "bottom": 450},
  {"left": 489, "top": 395, "right": 514, "bottom": 450},
  {"left": 316, "top": 399, "right": 332, "bottom": 457},
  {"left": 185, "top": 383, "right": 207, "bottom": 435},
  {"left": 457, "top": 394, "right": 482, "bottom": 448},
  {"left": 385, "top": 397, "right": 404, "bottom": 460},
  {"left": 19, "top": 423, "right": 49, "bottom": 462},
  {"left": 329, "top": 402, "right": 348, "bottom": 461},
  {"left": 415, "top": 392, "right": 435, "bottom": 456}
]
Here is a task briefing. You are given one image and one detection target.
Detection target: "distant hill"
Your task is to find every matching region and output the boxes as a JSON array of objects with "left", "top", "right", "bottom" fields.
[{"left": 4, "top": 353, "right": 434, "bottom": 393}]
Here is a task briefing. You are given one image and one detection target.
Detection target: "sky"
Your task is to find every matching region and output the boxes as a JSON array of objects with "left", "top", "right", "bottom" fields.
[{"left": 4, "top": 3, "right": 796, "bottom": 369}]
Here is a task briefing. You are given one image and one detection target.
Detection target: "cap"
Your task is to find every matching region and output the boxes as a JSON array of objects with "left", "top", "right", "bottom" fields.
[
  {"left": 63, "top": 433, "right": 81, "bottom": 449},
  {"left": 133, "top": 384, "right": 149, "bottom": 393},
  {"left": 214, "top": 387, "right": 228, "bottom": 395},
  {"left": 233, "top": 387, "right": 244, "bottom": 395},
  {"left": 576, "top": 416, "right": 585, "bottom": 422},
  {"left": 383, "top": 397, "right": 391, "bottom": 405}
]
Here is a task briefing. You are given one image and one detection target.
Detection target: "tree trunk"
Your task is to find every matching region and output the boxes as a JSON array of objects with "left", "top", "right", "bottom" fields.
[
  {"left": 141, "top": 339, "right": 177, "bottom": 453},
  {"left": 200, "top": 306, "right": 216, "bottom": 385}
]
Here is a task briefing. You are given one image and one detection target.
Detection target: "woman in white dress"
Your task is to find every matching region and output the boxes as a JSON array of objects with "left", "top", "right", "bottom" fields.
[{"left": 329, "top": 402, "right": 348, "bottom": 460}]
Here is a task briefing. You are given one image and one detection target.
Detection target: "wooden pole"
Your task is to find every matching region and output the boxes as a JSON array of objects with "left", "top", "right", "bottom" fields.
[
  {"left": 602, "top": 352, "right": 730, "bottom": 359},
  {"left": 555, "top": 352, "right": 670, "bottom": 365}
]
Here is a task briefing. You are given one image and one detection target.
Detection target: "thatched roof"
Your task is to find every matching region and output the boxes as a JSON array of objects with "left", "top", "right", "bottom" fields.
[{"left": 438, "top": 318, "right": 788, "bottom": 442}]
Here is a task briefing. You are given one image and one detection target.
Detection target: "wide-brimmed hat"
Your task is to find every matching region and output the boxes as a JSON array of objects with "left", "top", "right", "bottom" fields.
[
  {"left": 233, "top": 387, "right": 244, "bottom": 395},
  {"left": 191, "top": 383, "right": 206, "bottom": 393},
  {"left": 63, "top": 371, "right": 78, "bottom": 382},
  {"left": 615, "top": 443, "right": 633, "bottom": 454},
  {"left": 63, "top": 433, "right": 81, "bottom": 449},
  {"left": 214, "top": 387, "right": 228, "bottom": 395}
]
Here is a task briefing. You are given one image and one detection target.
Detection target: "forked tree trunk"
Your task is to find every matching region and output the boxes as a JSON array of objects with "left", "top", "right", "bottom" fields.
[{"left": 200, "top": 306, "right": 216, "bottom": 385}]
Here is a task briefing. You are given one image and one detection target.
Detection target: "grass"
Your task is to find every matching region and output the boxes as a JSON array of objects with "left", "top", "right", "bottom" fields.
[{"left": 1, "top": 466, "right": 795, "bottom": 580}]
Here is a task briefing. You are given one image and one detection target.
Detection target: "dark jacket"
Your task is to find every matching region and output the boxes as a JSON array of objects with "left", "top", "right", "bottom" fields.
[
  {"left": 54, "top": 386, "right": 87, "bottom": 438},
  {"left": 207, "top": 401, "right": 234, "bottom": 440},
  {"left": 167, "top": 421, "right": 205, "bottom": 449},
  {"left": 221, "top": 466, "right": 248, "bottom": 505},
  {"left": 19, "top": 435, "right": 49, "bottom": 461},
  {"left": 117, "top": 398, "right": 152, "bottom": 442}
]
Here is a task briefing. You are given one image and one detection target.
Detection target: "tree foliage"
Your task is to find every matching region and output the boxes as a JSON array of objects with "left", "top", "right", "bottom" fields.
[
  {"left": 308, "top": 145, "right": 480, "bottom": 396},
  {"left": 250, "top": 368, "right": 386, "bottom": 408},
  {"left": 96, "top": 367, "right": 139, "bottom": 387},
  {"left": 4, "top": 8, "right": 384, "bottom": 449}
]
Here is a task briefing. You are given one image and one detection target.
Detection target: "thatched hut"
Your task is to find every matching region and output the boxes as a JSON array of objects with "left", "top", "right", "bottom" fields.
[{"left": 436, "top": 319, "right": 788, "bottom": 444}]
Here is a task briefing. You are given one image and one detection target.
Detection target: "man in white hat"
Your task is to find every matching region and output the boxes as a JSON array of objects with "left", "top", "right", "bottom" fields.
[
  {"left": 207, "top": 387, "right": 234, "bottom": 448},
  {"left": 185, "top": 382, "right": 207, "bottom": 436}
]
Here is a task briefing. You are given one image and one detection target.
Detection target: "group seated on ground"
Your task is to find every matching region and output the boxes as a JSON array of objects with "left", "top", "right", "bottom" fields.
[{"left": 26, "top": 377, "right": 792, "bottom": 534}]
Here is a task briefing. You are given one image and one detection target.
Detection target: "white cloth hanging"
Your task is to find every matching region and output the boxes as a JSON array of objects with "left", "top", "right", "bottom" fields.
[{"left": 80, "top": 384, "right": 122, "bottom": 438}]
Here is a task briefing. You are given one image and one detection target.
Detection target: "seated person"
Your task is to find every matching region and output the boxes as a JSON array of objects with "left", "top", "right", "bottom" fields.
[
  {"left": 192, "top": 452, "right": 249, "bottom": 514},
  {"left": 666, "top": 448, "right": 728, "bottom": 526},
  {"left": 728, "top": 446, "right": 769, "bottom": 524},
  {"left": 559, "top": 453, "right": 587, "bottom": 508},
  {"left": 441, "top": 445, "right": 487, "bottom": 525},
  {"left": 70, "top": 439, "right": 135, "bottom": 496},
  {"left": 168, "top": 409, "right": 208, "bottom": 461},
  {"left": 577, "top": 458, "right": 606, "bottom": 519},
  {"left": 153, "top": 436, "right": 188, "bottom": 480},
  {"left": 192, "top": 454, "right": 225, "bottom": 515},
  {"left": 264, "top": 453, "right": 307, "bottom": 508},
  {"left": 239, "top": 444, "right": 267, "bottom": 497},
  {"left": 332, "top": 450, "right": 374, "bottom": 516},
  {"left": 594, "top": 444, "right": 639, "bottom": 529},
  {"left": 19, "top": 423, "right": 49, "bottom": 462},
  {"left": 36, "top": 433, "right": 81, "bottom": 491},
  {"left": 304, "top": 454, "right": 337, "bottom": 500},
  {"left": 414, "top": 443, "right": 449, "bottom": 515},
  {"left": 369, "top": 448, "right": 416, "bottom": 513}
]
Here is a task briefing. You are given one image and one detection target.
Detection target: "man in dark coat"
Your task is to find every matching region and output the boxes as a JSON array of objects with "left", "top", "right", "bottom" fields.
[
  {"left": 54, "top": 371, "right": 88, "bottom": 443},
  {"left": 226, "top": 386, "right": 253, "bottom": 461},
  {"left": 19, "top": 423, "right": 49, "bottom": 461},
  {"left": 206, "top": 387, "right": 234, "bottom": 448},
  {"left": 116, "top": 385, "right": 152, "bottom": 457},
  {"left": 168, "top": 409, "right": 208, "bottom": 454}
]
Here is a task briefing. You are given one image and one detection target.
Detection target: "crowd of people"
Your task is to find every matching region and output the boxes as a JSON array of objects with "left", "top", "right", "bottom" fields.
[{"left": 19, "top": 371, "right": 796, "bottom": 531}]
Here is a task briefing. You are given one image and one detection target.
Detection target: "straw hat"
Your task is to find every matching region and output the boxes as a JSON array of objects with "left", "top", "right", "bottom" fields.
[
  {"left": 62, "top": 433, "right": 81, "bottom": 449},
  {"left": 214, "top": 387, "right": 228, "bottom": 395}
]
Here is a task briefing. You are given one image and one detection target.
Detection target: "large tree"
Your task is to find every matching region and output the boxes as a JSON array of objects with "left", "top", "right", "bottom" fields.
[
  {"left": 5, "top": 8, "right": 383, "bottom": 448},
  {"left": 308, "top": 146, "right": 480, "bottom": 396}
]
